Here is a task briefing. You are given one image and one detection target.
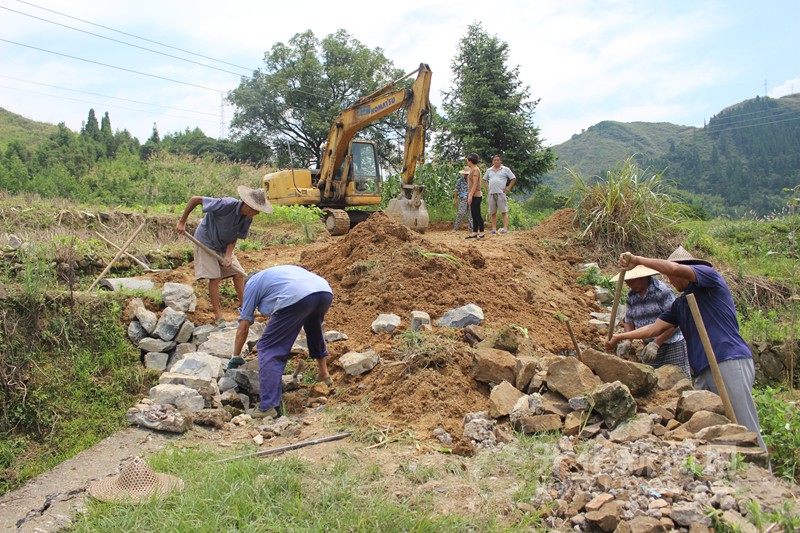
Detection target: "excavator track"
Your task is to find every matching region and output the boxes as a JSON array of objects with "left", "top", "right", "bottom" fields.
[{"left": 324, "top": 209, "right": 351, "bottom": 236}]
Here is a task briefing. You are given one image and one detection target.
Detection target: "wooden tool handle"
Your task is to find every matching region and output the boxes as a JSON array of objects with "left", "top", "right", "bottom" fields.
[
  {"left": 686, "top": 293, "right": 738, "bottom": 424},
  {"left": 607, "top": 270, "right": 625, "bottom": 341},
  {"left": 183, "top": 231, "right": 246, "bottom": 277}
]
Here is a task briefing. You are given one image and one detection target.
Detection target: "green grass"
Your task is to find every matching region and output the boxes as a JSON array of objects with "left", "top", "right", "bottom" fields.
[
  {"left": 71, "top": 447, "right": 502, "bottom": 532},
  {"left": 0, "top": 291, "right": 151, "bottom": 495},
  {"left": 753, "top": 386, "right": 800, "bottom": 483}
]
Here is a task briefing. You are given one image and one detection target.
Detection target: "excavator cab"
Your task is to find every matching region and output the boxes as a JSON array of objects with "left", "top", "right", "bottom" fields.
[{"left": 348, "top": 140, "right": 380, "bottom": 195}]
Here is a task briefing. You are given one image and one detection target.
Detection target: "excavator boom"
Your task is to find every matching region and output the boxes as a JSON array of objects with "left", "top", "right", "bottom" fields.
[{"left": 261, "top": 63, "right": 432, "bottom": 235}]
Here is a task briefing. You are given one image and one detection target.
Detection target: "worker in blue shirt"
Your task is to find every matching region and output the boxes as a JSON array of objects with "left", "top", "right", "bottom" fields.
[
  {"left": 229, "top": 265, "right": 334, "bottom": 420},
  {"left": 176, "top": 186, "right": 271, "bottom": 324}
]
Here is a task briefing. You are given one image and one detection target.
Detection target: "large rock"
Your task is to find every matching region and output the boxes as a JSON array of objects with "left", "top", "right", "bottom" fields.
[
  {"left": 127, "top": 320, "right": 147, "bottom": 344},
  {"left": 609, "top": 413, "right": 654, "bottom": 442},
  {"left": 175, "top": 320, "right": 195, "bottom": 343},
  {"left": 138, "top": 337, "right": 176, "bottom": 353},
  {"left": 477, "top": 324, "right": 523, "bottom": 354},
  {"left": 676, "top": 390, "right": 725, "bottom": 422},
  {"left": 515, "top": 414, "right": 562, "bottom": 434},
  {"left": 591, "top": 381, "right": 636, "bottom": 430},
  {"left": 509, "top": 393, "right": 544, "bottom": 424},
  {"left": 162, "top": 282, "right": 197, "bottom": 313},
  {"left": 682, "top": 411, "right": 731, "bottom": 434},
  {"left": 169, "top": 352, "right": 226, "bottom": 380},
  {"left": 144, "top": 352, "right": 169, "bottom": 372},
  {"left": 488, "top": 381, "right": 525, "bottom": 418},
  {"left": 153, "top": 307, "right": 186, "bottom": 342},
  {"left": 149, "top": 383, "right": 205, "bottom": 412},
  {"left": 409, "top": 310, "right": 431, "bottom": 331},
  {"left": 371, "top": 314, "right": 401, "bottom": 334},
  {"left": 436, "top": 304, "right": 483, "bottom": 328},
  {"left": 580, "top": 348, "right": 657, "bottom": 395},
  {"left": 655, "top": 364, "right": 689, "bottom": 390},
  {"left": 198, "top": 326, "right": 260, "bottom": 357},
  {"left": 472, "top": 347, "right": 516, "bottom": 385},
  {"left": 135, "top": 306, "right": 158, "bottom": 334},
  {"left": 340, "top": 349, "right": 379, "bottom": 376},
  {"left": 546, "top": 357, "right": 601, "bottom": 400},
  {"left": 514, "top": 355, "right": 537, "bottom": 392},
  {"left": 158, "top": 372, "right": 218, "bottom": 404},
  {"left": 126, "top": 400, "right": 193, "bottom": 433}
]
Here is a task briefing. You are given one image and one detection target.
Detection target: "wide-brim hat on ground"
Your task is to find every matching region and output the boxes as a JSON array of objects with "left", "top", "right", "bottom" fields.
[
  {"left": 459, "top": 167, "right": 471, "bottom": 175},
  {"left": 87, "top": 456, "right": 184, "bottom": 504},
  {"left": 610, "top": 264, "right": 660, "bottom": 282},
  {"left": 667, "top": 245, "right": 713, "bottom": 267},
  {"left": 237, "top": 185, "right": 274, "bottom": 214}
]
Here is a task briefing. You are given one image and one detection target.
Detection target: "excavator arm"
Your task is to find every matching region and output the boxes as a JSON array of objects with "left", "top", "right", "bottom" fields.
[{"left": 318, "top": 63, "right": 432, "bottom": 203}]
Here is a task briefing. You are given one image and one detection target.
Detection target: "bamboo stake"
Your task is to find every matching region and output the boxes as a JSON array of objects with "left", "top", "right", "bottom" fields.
[
  {"left": 183, "top": 230, "right": 246, "bottom": 277},
  {"left": 88, "top": 222, "right": 146, "bottom": 291},
  {"left": 211, "top": 432, "right": 351, "bottom": 463},
  {"left": 95, "top": 231, "right": 153, "bottom": 271},
  {"left": 686, "top": 293, "right": 738, "bottom": 423},
  {"left": 607, "top": 270, "right": 626, "bottom": 341}
]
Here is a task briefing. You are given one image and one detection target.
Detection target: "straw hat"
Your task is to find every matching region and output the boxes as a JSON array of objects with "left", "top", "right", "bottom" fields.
[
  {"left": 610, "top": 264, "right": 660, "bottom": 282},
  {"left": 459, "top": 167, "right": 471, "bottom": 175},
  {"left": 86, "top": 456, "right": 184, "bottom": 504},
  {"left": 237, "top": 185, "right": 274, "bottom": 214},
  {"left": 667, "top": 245, "right": 713, "bottom": 267}
]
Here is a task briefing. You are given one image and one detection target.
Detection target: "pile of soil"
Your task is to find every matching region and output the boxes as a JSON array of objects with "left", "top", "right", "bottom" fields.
[{"left": 150, "top": 209, "right": 606, "bottom": 437}]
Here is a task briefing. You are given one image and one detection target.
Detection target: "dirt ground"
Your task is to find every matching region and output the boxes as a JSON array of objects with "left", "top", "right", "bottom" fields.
[
  {"left": 147, "top": 209, "right": 605, "bottom": 440},
  {"left": 5, "top": 208, "right": 798, "bottom": 531}
]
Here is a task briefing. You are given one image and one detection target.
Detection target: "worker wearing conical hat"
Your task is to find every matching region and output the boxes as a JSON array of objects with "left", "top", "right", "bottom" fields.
[{"left": 606, "top": 246, "right": 766, "bottom": 452}]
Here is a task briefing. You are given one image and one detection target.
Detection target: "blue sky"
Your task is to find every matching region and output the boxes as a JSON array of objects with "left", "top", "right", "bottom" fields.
[{"left": 1, "top": 0, "right": 797, "bottom": 147}]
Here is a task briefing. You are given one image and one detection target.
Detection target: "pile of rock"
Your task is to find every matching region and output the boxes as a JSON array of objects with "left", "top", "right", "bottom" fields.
[
  {"left": 423, "top": 324, "right": 786, "bottom": 531},
  {"left": 124, "top": 282, "right": 354, "bottom": 433}
]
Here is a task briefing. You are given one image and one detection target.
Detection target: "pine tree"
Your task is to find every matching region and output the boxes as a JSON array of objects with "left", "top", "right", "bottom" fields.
[{"left": 435, "top": 23, "right": 554, "bottom": 191}]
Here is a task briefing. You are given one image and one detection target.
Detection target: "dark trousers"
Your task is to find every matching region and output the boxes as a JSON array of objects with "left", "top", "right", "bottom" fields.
[
  {"left": 256, "top": 291, "right": 333, "bottom": 410},
  {"left": 470, "top": 197, "right": 484, "bottom": 233}
]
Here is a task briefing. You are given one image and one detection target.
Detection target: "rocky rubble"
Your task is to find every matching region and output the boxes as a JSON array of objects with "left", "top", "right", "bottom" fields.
[{"left": 121, "top": 282, "right": 798, "bottom": 532}]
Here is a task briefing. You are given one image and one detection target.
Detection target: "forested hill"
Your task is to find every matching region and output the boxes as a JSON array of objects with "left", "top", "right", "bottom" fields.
[
  {"left": 543, "top": 93, "right": 800, "bottom": 216},
  {"left": 0, "top": 107, "right": 58, "bottom": 151}
]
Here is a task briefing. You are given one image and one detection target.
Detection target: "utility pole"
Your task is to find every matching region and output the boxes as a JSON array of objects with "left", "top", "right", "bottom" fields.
[{"left": 219, "top": 94, "right": 226, "bottom": 140}]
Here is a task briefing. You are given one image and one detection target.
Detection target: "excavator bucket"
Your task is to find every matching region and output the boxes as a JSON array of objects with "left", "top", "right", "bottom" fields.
[{"left": 385, "top": 195, "right": 429, "bottom": 233}]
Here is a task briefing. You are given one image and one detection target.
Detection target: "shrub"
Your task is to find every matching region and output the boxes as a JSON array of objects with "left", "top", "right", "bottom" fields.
[
  {"left": 753, "top": 386, "right": 800, "bottom": 482},
  {"left": 568, "top": 155, "right": 685, "bottom": 256}
]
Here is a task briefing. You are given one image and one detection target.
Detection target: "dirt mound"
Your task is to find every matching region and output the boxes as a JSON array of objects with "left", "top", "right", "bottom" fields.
[
  {"left": 292, "top": 210, "right": 602, "bottom": 437},
  {"left": 301, "top": 211, "right": 598, "bottom": 352}
]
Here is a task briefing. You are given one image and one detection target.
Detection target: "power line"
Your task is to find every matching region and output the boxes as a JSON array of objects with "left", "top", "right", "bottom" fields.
[
  {"left": 14, "top": 0, "right": 256, "bottom": 73},
  {"left": 0, "top": 74, "right": 222, "bottom": 118},
  {"left": 0, "top": 84, "right": 220, "bottom": 126},
  {"left": 0, "top": 4, "right": 247, "bottom": 77},
  {"left": 0, "top": 38, "right": 227, "bottom": 93}
]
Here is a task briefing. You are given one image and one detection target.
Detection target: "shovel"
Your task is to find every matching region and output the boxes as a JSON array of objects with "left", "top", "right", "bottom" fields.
[{"left": 183, "top": 231, "right": 246, "bottom": 277}]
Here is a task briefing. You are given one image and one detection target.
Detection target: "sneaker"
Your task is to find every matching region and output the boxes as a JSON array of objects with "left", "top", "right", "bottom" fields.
[
  {"left": 489, "top": 230, "right": 497, "bottom": 235},
  {"left": 214, "top": 318, "right": 226, "bottom": 327},
  {"left": 499, "top": 228, "right": 508, "bottom": 234},
  {"left": 477, "top": 234, "right": 485, "bottom": 239},
  {"left": 248, "top": 407, "right": 278, "bottom": 419},
  {"left": 465, "top": 235, "right": 477, "bottom": 239}
]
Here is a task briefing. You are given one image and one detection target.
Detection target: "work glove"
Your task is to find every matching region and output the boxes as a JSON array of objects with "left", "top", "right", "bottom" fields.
[
  {"left": 227, "top": 356, "right": 246, "bottom": 370},
  {"left": 641, "top": 342, "right": 660, "bottom": 364}
]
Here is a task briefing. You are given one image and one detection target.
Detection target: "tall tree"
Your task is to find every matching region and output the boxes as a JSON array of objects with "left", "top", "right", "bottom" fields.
[
  {"left": 436, "top": 23, "right": 555, "bottom": 192},
  {"left": 82, "top": 108, "right": 101, "bottom": 143},
  {"left": 227, "top": 30, "right": 404, "bottom": 169},
  {"left": 100, "top": 111, "right": 115, "bottom": 157}
]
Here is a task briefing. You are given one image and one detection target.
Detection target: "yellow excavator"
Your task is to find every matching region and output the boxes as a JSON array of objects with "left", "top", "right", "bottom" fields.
[{"left": 259, "top": 63, "right": 432, "bottom": 235}]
